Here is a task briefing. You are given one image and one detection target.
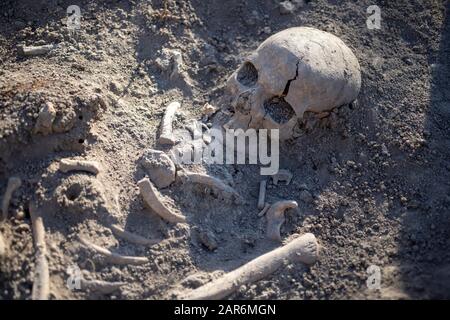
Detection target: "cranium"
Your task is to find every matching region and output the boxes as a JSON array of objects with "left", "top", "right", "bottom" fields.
[{"left": 226, "top": 27, "right": 361, "bottom": 140}]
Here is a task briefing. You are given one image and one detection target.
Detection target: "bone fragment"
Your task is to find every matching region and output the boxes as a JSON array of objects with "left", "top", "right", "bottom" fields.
[
  {"left": 33, "top": 102, "right": 56, "bottom": 135},
  {"left": 59, "top": 159, "right": 101, "bottom": 175},
  {"left": 266, "top": 200, "right": 298, "bottom": 241},
  {"left": 158, "top": 101, "right": 180, "bottom": 145},
  {"left": 257, "top": 202, "right": 271, "bottom": 217},
  {"left": 201, "top": 103, "right": 218, "bottom": 117},
  {"left": 0, "top": 232, "right": 6, "bottom": 258},
  {"left": 183, "top": 233, "right": 319, "bottom": 300},
  {"left": 21, "top": 44, "right": 56, "bottom": 56},
  {"left": 110, "top": 224, "right": 161, "bottom": 247},
  {"left": 272, "top": 169, "right": 293, "bottom": 186},
  {"left": 79, "top": 237, "right": 148, "bottom": 265},
  {"left": 179, "top": 171, "right": 242, "bottom": 202},
  {"left": 169, "top": 50, "right": 183, "bottom": 79},
  {"left": 29, "top": 202, "right": 50, "bottom": 300},
  {"left": 2, "top": 177, "right": 22, "bottom": 221},
  {"left": 138, "top": 178, "right": 186, "bottom": 224},
  {"left": 80, "top": 278, "right": 126, "bottom": 294},
  {"left": 257, "top": 180, "right": 267, "bottom": 209},
  {"left": 140, "top": 149, "right": 176, "bottom": 189}
]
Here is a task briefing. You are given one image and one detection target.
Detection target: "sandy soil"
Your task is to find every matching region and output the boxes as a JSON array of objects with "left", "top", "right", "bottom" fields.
[{"left": 0, "top": 0, "right": 449, "bottom": 300}]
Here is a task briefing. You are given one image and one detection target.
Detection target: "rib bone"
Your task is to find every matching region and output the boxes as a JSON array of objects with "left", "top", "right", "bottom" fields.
[{"left": 138, "top": 178, "right": 186, "bottom": 223}]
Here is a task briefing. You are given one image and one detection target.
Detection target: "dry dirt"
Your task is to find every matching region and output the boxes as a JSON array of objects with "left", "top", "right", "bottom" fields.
[{"left": 0, "top": 0, "right": 449, "bottom": 300}]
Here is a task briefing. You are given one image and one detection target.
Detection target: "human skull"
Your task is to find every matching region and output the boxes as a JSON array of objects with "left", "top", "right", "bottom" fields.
[{"left": 226, "top": 27, "right": 361, "bottom": 140}]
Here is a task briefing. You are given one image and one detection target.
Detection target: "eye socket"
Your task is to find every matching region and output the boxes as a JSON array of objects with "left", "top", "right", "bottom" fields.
[
  {"left": 264, "top": 96, "right": 295, "bottom": 124},
  {"left": 236, "top": 62, "right": 258, "bottom": 87}
]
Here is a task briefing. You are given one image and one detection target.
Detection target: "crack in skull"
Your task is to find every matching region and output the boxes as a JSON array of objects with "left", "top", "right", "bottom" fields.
[{"left": 225, "top": 27, "right": 362, "bottom": 140}]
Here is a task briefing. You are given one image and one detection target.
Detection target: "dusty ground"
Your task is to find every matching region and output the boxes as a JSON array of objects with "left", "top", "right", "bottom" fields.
[{"left": 0, "top": 0, "right": 449, "bottom": 300}]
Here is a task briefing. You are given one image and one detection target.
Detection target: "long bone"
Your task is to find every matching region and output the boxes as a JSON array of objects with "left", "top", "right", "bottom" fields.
[
  {"left": 178, "top": 171, "right": 242, "bottom": 203},
  {"left": 29, "top": 202, "right": 50, "bottom": 300},
  {"left": 79, "top": 237, "right": 149, "bottom": 265},
  {"left": 182, "top": 233, "right": 319, "bottom": 300}
]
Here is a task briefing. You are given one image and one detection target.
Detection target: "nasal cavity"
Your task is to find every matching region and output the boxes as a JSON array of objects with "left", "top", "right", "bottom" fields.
[
  {"left": 236, "top": 62, "right": 258, "bottom": 87},
  {"left": 264, "top": 96, "right": 295, "bottom": 124}
]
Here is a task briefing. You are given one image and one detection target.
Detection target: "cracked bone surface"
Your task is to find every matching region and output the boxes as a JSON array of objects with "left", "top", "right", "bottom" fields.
[
  {"left": 183, "top": 233, "right": 319, "bottom": 300},
  {"left": 266, "top": 200, "right": 298, "bottom": 241},
  {"left": 226, "top": 27, "right": 361, "bottom": 140},
  {"left": 0, "top": 232, "right": 6, "bottom": 258}
]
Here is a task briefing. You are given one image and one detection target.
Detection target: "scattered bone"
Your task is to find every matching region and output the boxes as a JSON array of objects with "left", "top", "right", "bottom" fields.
[
  {"left": 168, "top": 50, "right": 183, "bottom": 80},
  {"left": 266, "top": 200, "right": 298, "bottom": 241},
  {"left": 20, "top": 44, "right": 56, "bottom": 56},
  {"left": 158, "top": 101, "right": 180, "bottom": 145},
  {"left": 280, "top": 0, "right": 304, "bottom": 15},
  {"left": 201, "top": 103, "right": 218, "bottom": 117},
  {"left": 80, "top": 278, "right": 126, "bottom": 294},
  {"left": 59, "top": 158, "right": 101, "bottom": 175},
  {"left": 183, "top": 233, "right": 319, "bottom": 299},
  {"left": 271, "top": 169, "right": 293, "bottom": 186},
  {"left": 33, "top": 102, "right": 56, "bottom": 135},
  {"left": 0, "top": 232, "right": 6, "bottom": 258},
  {"left": 2, "top": 177, "right": 22, "bottom": 221},
  {"left": 79, "top": 237, "right": 149, "bottom": 265},
  {"left": 140, "top": 149, "right": 176, "bottom": 188},
  {"left": 138, "top": 178, "right": 186, "bottom": 224},
  {"left": 257, "top": 180, "right": 267, "bottom": 209},
  {"left": 110, "top": 224, "right": 161, "bottom": 247},
  {"left": 180, "top": 272, "right": 220, "bottom": 289},
  {"left": 192, "top": 227, "right": 218, "bottom": 251},
  {"left": 257, "top": 202, "right": 271, "bottom": 217},
  {"left": 179, "top": 171, "right": 242, "bottom": 203},
  {"left": 29, "top": 202, "right": 50, "bottom": 300}
]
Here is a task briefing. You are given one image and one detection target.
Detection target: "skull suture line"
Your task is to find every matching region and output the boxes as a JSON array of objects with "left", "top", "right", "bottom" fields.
[{"left": 226, "top": 27, "right": 361, "bottom": 140}]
